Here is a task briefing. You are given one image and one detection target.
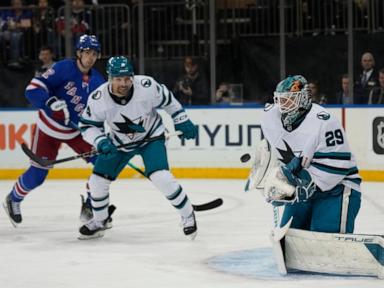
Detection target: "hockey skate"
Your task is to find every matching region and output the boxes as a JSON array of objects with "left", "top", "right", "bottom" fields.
[
  {"left": 181, "top": 211, "right": 197, "bottom": 240},
  {"left": 3, "top": 194, "right": 22, "bottom": 227},
  {"left": 79, "top": 195, "right": 115, "bottom": 229},
  {"left": 78, "top": 218, "right": 107, "bottom": 240},
  {"left": 78, "top": 205, "right": 116, "bottom": 240}
]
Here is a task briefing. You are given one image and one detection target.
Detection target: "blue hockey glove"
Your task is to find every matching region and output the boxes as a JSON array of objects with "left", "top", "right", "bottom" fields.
[
  {"left": 172, "top": 109, "right": 197, "bottom": 140},
  {"left": 97, "top": 138, "right": 117, "bottom": 155}
]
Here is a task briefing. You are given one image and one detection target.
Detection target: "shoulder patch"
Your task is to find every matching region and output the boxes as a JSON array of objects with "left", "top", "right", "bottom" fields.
[
  {"left": 141, "top": 78, "right": 152, "bottom": 88},
  {"left": 91, "top": 91, "right": 102, "bottom": 100},
  {"left": 317, "top": 111, "right": 330, "bottom": 120},
  {"left": 264, "top": 102, "right": 274, "bottom": 111}
]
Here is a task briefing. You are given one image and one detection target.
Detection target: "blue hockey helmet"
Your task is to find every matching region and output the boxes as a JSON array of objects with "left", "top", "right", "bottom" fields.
[
  {"left": 106, "top": 56, "right": 134, "bottom": 77},
  {"left": 273, "top": 75, "right": 311, "bottom": 126},
  {"left": 75, "top": 34, "right": 101, "bottom": 53}
]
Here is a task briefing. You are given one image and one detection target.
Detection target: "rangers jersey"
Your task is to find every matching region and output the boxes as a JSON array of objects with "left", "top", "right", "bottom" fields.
[
  {"left": 261, "top": 103, "right": 361, "bottom": 193},
  {"left": 79, "top": 75, "right": 184, "bottom": 151},
  {"left": 25, "top": 59, "right": 105, "bottom": 139}
]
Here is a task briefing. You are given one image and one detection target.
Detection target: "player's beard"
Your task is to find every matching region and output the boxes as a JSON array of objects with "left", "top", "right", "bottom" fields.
[{"left": 117, "top": 86, "right": 129, "bottom": 95}]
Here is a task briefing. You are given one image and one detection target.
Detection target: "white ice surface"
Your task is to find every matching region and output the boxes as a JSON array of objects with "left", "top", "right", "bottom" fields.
[{"left": 0, "top": 179, "right": 383, "bottom": 288}]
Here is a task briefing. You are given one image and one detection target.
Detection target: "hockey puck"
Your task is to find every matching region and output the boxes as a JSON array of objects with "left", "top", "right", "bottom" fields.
[{"left": 240, "top": 153, "right": 251, "bottom": 163}]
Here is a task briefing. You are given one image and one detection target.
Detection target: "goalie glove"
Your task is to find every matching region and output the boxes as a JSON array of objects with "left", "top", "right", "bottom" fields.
[
  {"left": 244, "top": 138, "right": 279, "bottom": 193},
  {"left": 281, "top": 157, "right": 316, "bottom": 202},
  {"left": 46, "top": 96, "right": 70, "bottom": 125},
  {"left": 264, "top": 166, "right": 296, "bottom": 206},
  {"left": 264, "top": 166, "right": 317, "bottom": 206}
]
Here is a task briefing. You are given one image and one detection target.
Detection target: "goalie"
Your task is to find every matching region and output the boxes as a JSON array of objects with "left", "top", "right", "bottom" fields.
[{"left": 247, "top": 75, "right": 361, "bottom": 234}]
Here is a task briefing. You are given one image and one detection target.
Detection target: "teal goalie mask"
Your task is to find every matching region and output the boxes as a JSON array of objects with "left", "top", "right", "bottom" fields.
[{"left": 273, "top": 75, "right": 312, "bottom": 127}]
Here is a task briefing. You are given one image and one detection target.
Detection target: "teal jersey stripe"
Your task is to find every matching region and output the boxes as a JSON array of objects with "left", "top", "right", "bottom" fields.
[
  {"left": 344, "top": 177, "right": 362, "bottom": 185},
  {"left": 91, "top": 194, "right": 109, "bottom": 202},
  {"left": 167, "top": 186, "right": 182, "bottom": 201},
  {"left": 174, "top": 195, "right": 188, "bottom": 209},
  {"left": 164, "top": 91, "right": 174, "bottom": 106},
  {"left": 313, "top": 152, "right": 351, "bottom": 160},
  {"left": 79, "top": 117, "right": 104, "bottom": 128},
  {"left": 156, "top": 85, "right": 169, "bottom": 108},
  {"left": 312, "top": 162, "right": 358, "bottom": 176}
]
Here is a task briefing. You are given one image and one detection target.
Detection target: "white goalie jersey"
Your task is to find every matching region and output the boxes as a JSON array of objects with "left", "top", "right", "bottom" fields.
[
  {"left": 79, "top": 75, "right": 183, "bottom": 151},
  {"left": 261, "top": 103, "right": 361, "bottom": 193}
]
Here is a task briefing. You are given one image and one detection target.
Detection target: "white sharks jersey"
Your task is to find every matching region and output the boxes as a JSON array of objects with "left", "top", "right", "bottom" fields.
[
  {"left": 261, "top": 103, "right": 361, "bottom": 192},
  {"left": 79, "top": 75, "right": 184, "bottom": 151}
]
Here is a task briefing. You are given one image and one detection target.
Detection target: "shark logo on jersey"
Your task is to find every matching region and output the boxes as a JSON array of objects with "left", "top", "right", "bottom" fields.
[
  {"left": 276, "top": 140, "right": 301, "bottom": 164},
  {"left": 113, "top": 114, "right": 145, "bottom": 138},
  {"left": 317, "top": 111, "right": 330, "bottom": 120},
  {"left": 141, "top": 79, "right": 152, "bottom": 88}
]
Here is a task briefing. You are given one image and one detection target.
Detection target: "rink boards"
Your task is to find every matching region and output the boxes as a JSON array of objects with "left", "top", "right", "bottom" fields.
[{"left": 0, "top": 106, "right": 383, "bottom": 181}]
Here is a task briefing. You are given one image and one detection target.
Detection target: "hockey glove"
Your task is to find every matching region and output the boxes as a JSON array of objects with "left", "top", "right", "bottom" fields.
[
  {"left": 96, "top": 138, "right": 117, "bottom": 156},
  {"left": 46, "top": 96, "right": 70, "bottom": 125},
  {"left": 281, "top": 157, "right": 316, "bottom": 202},
  {"left": 172, "top": 109, "right": 197, "bottom": 140}
]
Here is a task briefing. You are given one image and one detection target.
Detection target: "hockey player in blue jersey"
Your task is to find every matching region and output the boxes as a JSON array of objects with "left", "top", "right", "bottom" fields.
[
  {"left": 3, "top": 35, "right": 106, "bottom": 227},
  {"left": 77, "top": 56, "right": 198, "bottom": 240},
  {"left": 248, "top": 75, "right": 361, "bottom": 233}
]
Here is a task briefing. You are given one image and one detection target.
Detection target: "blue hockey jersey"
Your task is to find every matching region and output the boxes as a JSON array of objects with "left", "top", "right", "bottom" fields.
[{"left": 26, "top": 59, "right": 105, "bottom": 139}]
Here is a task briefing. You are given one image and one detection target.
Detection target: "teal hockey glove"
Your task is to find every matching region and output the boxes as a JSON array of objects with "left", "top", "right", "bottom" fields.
[
  {"left": 97, "top": 138, "right": 117, "bottom": 155},
  {"left": 172, "top": 109, "right": 197, "bottom": 140}
]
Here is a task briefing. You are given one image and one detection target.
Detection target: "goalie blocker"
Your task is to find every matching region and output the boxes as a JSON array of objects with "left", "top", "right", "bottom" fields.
[{"left": 271, "top": 223, "right": 384, "bottom": 278}]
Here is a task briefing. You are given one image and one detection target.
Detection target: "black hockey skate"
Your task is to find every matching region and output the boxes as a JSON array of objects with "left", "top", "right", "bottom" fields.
[
  {"left": 78, "top": 205, "right": 116, "bottom": 240},
  {"left": 80, "top": 195, "right": 115, "bottom": 229},
  {"left": 3, "top": 193, "right": 22, "bottom": 227},
  {"left": 181, "top": 211, "right": 197, "bottom": 240}
]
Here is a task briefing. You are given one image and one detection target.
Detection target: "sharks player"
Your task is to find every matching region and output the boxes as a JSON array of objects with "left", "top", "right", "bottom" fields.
[
  {"left": 3, "top": 35, "right": 105, "bottom": 226},
  {"left": 252, "top": 75, "right": 361, "bottom": 233},
  {"left": 78, "top": 56, "right": 198, "bottom": 240}
]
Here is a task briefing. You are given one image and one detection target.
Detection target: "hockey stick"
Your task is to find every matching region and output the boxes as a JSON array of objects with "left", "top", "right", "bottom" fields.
[
  {"left": 21, "top": 132, "right": 179, "bottom": 167},
  {"left": 126, "top": 161, "right": 223, "bottom": 212}
]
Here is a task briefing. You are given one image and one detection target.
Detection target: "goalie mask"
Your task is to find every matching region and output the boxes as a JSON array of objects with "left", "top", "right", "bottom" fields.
[{"left": 273, "top": 75, "right": 311, "bottom": 127}]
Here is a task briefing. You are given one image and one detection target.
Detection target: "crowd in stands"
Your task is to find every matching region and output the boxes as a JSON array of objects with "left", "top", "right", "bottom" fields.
[{"left": 0, "top": 1, "right": 384, "bottom": 107}]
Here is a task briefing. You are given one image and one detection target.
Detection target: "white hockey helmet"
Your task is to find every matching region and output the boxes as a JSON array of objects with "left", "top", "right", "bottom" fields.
[{"left": 273, "top": 75, "right": 311, "bottom": 126}]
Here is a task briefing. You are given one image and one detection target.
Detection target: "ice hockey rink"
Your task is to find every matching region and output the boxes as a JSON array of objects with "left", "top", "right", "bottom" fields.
[{"left": 0, "top": 179, "right": 383, "bottom": 288}]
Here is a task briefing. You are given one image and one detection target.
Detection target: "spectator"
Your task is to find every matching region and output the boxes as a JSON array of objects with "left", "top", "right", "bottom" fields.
[
  {"left": 0, "top": 0, "right": 33, "bottom": 68},
  {"left": 34, "top": 45, "right": 55, "bottom": 77},
  {"left": 55, "top": 0, "right": 92, "bottom": 52},
  {"left": 368, "top": 69, "right": 384, "bottom": 104},
  {"left": 173, "top": 56, "right": 210, "bottom": 105},
  {"left": 354, "top": 52, "right": 377, "bottom": 104},
  {"left": 33, "top": 0, "right": 55, "bottom": 49},
  {"left": 308, "top": 81, "right": 327, "bottom": 105},
  {"left": 215, "top": 82, "right": 233, "bottom": 103},
  {"left": 335, "top": 74, "right": 354, "bottom": 104}
]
